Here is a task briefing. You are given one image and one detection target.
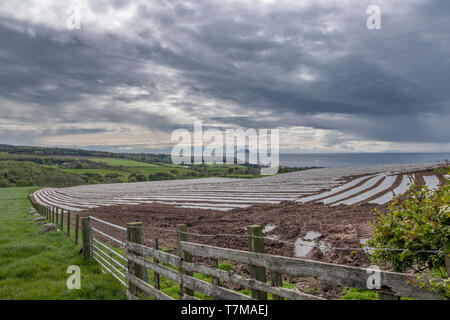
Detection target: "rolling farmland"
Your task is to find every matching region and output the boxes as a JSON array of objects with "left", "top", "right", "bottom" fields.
[
  {"left": 30, "top": 160, "right": 448, "bottom": 295},
  {"left": 33, "top": 162, "right": 445, "bottom": 212}
]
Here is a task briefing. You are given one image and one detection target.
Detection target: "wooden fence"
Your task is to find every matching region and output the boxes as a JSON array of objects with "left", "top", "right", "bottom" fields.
[
  {"left": 123, "top": 223, "right": 444, "bottom": 300},
  {"left": 28, "top": 194, "right": 80, "bottom": 245},
  {"left": 28, "top": 193, "right": 446, "bottom": 300}
]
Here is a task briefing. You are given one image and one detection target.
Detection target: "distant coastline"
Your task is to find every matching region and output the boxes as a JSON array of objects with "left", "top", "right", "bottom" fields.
[{"left": 279, "top": 152, "right": 450, "bottom": 168}]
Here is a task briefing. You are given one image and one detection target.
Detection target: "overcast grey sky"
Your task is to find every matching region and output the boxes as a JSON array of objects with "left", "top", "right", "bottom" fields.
[{"left": 0, "top": 0, "right": 449, "bottom": 153}]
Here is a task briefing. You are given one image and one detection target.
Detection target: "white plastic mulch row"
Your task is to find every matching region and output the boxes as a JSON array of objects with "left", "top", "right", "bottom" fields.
[
  {"left": 136, "top": 196, "right": 281, "bottom": 204},
  {"left": 155, "top": 201, "right": 250, "bottom": 208},
  {"left": 143, "top": 195, "right": 293, "bottom": 201},
  {"left": 34, "top": 189, "right": 265, "bottom": 211},
  {"left": 42, "top": 189, "right": 119, "bottom": 206},
  {"left": 320, "top": 175, "right": 386, "bottom": 205},
  {"left": 423, "top": 175, "right": 440, "bottom": 191},
  {"left": 36, "top": 189, "right": 147, "bottom": 210},
  {"left": 176, "top": 205, "right": 235, "bottom": 211},
  {"left": 32, "top": 164, "right": 441, "bottom": 210},
  {"left": 369, "top": 175, "right": 413, "bottom": 205},
  {"left": 33, "top": 190, "right": 85, "bottom": 211},
  {"left": 296, "top": 175, "right": 373, "bottom": 203},
  {"left": 333, "top": 175, "right": 397, "bottom": 206},
  {"left": 122, "top": 193, "right": 302, "bottom": 199},
  {"left": 164, "top": 192, "right": 308, "bottom": 196}
]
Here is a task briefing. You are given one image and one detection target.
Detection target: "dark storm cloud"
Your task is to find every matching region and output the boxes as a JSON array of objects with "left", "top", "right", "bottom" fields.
[{"left": 0, "top": 0, "right": 449, "bottom": 148}]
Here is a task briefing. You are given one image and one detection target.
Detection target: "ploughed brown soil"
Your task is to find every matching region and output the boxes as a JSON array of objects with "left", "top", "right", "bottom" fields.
[
  {"left": 83, "top": 201, "right": 378, "bottom": 263},
  {"left": 78, "top": 167, "right": 447, "bottom": 299},
  {"left": 81, "top": 200, "right": 384, "bottom": 299}
]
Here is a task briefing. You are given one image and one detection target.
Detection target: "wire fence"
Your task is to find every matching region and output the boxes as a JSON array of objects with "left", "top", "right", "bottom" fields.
[
  {"left": 90, "top": 217, "right": 128, "bottom": 288},
  {"left": 126, "top": 224, "right": 443, "bottom": 254},
  {"left": 93, "top": 216, "right": 445, "bottom": 301},
  {"left": 86, "top": 215, "right": 445, "bottom": 291}
]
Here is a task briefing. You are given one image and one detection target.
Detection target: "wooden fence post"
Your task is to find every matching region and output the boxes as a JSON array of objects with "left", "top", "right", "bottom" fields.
[
  {"left": 67, "top": 211, "right": 71, "bottom": 237},
  {"left": 177, "top": 224, "right": 194, "bottom": 298},
  {"left": 127, "top": 222, "right": 145, "bottom": 296},
  {"left": 154, "top": 238, "right": 160, "bottom": 290},
  {"left": 56, "top": 208, "right": 59, "bottom": 225},
  {"left": 75, "top": 214, "right": 80, "bottom": 245},
  {"left": 247, "top": 224, "right": 267, "bottom": 300},
  {"left": 270, "top": 271, "right": 283, "bottom": 300},
  {"left": 60, "top": 209, "right": 64, "bottom": 231},
  {"left": 81, "top": 217, "right": 91, "bottom": 259},
  {"left": 211, "top": 258, "right": 220, "bottom": 286},
  {"left": 51, "top": 207, "right": 54, "bottom": 223}
]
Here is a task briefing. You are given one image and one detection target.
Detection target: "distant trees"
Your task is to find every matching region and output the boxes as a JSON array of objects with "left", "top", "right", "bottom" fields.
[
  {"left": 0, "top": 160, "right": 132, "bottom": 188},
  {"left": 0, "top": 144, "right": 173, "bottom": 164},
  {"left": 278, "top": 166, "right": 320, "bottom": 173},
  {"left": 0, "top": 161, "right": 83, "bottom": 188},
  {"left": 148, "top": 172, "right": 176, "bottom": 181},
  {"left": 128, "top": 172, "right": 148, "bottom": 182}
]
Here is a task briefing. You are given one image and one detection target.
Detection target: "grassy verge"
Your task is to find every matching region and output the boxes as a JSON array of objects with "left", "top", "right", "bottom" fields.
[{"left": 0, "top": 187, "right": 125, "bottom": 299}]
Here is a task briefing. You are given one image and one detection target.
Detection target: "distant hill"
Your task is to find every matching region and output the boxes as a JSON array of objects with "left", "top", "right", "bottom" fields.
[
  {"left": 0, "top": 144, "right": 172, "bottom": 164},
  {"left": 0, "top": 144, "right": 279, "bottom": 188}
]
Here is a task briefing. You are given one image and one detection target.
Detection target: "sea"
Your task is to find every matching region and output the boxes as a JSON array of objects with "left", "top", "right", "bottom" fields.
[{"left": 279, "top": 153, "right": 450, "bottom": 168}]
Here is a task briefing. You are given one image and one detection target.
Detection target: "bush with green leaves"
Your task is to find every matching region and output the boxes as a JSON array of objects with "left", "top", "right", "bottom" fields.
[
  {"left": 367, "top": 172, "right": 449, "bottom": 274},
  {"left": 148, "top": 172, "right": 176, "bottom": 181},
  {"left": 0, "top": 160, "right": 83, "bottom": 187},
  {"left": 128, "top": 172, "right": 147, "bottom": 182},
  {"left": 367, "top": 168, "right": 449, "bottom": 299}
]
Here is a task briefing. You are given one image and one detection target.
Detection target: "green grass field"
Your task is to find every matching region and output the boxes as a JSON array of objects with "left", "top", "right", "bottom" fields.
[
  {"left": 88, "top": 158, "right": 159, "bottom": 167},
  {"left": 0, "top": 187, "right": 125, "bottom": 299},
  {"left": 61, "top": 165, "right": 186, "bottom": 177},
  {"left": 61, "top": 168, "right": 130, "bottom": 177}
]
